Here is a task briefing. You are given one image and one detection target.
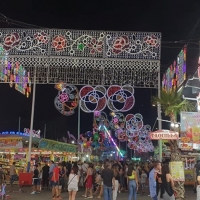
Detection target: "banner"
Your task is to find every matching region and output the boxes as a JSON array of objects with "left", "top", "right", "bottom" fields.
[
  {"left": 184, "top": 169, "right": 194, "bottom": 185},
  {"left": 150, "top": 130, "right": 179, "bottom": 140},
  {"left": 0, "top": 137, "right": 23, "bottom": 149},
  {"left": 38, "top": 139, "right": 76, "bottom": 153},
  {"left": 178, "top": 142, "right": 193, "bottom": 151},
  {"left": 180, "top": 112, "right": 200, "bottom": 143},
  {"left": 169, "top": 161, "right": 185, "bottom": 181}
]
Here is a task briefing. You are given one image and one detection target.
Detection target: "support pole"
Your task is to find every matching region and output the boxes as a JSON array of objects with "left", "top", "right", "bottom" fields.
[
  {"left": 44, "top": 124, "right": 46, "bottom": 139},
  {"left": 158, "top": 67, "right": 162, "bottom": 162},
  {"left": 18, "top": 117, "right": 21, "bottom": 133},
  {"left": 77, "top": 103, "right": 81, "bottom": 159},
  {"left": 27, "top": 68, "right": 36, "bottom": 172}
]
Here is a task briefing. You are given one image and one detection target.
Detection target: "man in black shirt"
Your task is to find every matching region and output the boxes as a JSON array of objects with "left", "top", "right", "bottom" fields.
[
  {"left": 42, "top": 162, "right": 50, "bottom": 188},
  {"left": 31, "top": 165, "right": 39, "bottom": 194},
  {"left": 101, "top": 162, "right": 115, "bottom": 200}
]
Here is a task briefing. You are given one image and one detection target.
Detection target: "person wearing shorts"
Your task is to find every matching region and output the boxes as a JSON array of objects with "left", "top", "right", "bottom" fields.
[
  {"left": 51, "top": 163, "right": 62, "bottom": 200},
  {"left": 31, "top": 165, "right": 39, "bottom": 194},
  {"left": 68, "top": 167, "right": 79, "bottom": 200}
]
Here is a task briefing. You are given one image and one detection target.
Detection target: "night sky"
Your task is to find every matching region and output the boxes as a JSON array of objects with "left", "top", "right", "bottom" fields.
[{"left": 0, "top": 0, "right": 200, "bottom": 142}]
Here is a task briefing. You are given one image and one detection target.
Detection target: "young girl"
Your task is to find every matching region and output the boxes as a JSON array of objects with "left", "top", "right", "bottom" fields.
[
  {"left": 83, "top": 163, "right": 93, "bottom": 198},
  {"left": 127, "top": 164, "right": 139, "bottom": 200},
  {"left": 68, "top": 167, "right": 79, "bottom": 200}
]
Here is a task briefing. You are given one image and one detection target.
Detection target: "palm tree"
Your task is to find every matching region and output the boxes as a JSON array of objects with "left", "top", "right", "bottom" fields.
[{"left": 152, "top": 89, "right": 195, "bottom": 200}]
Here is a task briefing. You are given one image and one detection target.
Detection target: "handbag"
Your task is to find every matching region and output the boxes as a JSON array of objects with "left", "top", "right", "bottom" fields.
[{"left": 68, "top": 174, "right": 77, "bottom": 186}]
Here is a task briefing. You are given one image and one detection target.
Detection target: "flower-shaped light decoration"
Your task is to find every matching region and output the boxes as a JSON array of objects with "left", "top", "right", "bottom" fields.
[
  {"left": 52, "top": 35, "right": 67, "bottom": 51},
  {"left": 34, "top": 31, "right": 49, "bottom": 44},
  {"left": 125, "top": 114, "right": 143, "bottom": 138},
  {"left": 107, "top": 85, "right": 135, "bottom": 112},
  {"left": 3, "top": 32, "right": 21, "bottom": 51},
  {"left": 87, "top": 38, "right": 103, "bottom": 54},
  {"left": 54, "top": 83, "right": 79, "bottom": 116},
  {"left": 79, "top": 85, "right": 107, "bottom": 113},
  {"left": 112, "top": 35, "right": 130, "bottom": 54},
  {"left": 110, "top": 112, "right": 154, "bottom": 152},
  {"left": 143, "top": 35, "right": 159, "bottom": 48}
]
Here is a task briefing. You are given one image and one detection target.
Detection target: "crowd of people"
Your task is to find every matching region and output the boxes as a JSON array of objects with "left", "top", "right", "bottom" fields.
[{"left": 7, "top": 159, "right": 177, "bottom": 200}]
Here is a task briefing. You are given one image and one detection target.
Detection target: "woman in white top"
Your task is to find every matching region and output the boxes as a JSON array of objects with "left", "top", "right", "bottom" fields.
[{"left": 68, "top": 167, "right": 79, "bottom": 200}]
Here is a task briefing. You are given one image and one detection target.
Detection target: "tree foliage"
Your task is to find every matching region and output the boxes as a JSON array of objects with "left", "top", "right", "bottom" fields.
[{"left": 152, "top": 89, "right": 195, "bottom": 118}]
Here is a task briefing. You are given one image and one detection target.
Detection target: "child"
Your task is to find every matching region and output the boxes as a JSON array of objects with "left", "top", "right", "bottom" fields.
[{"left": 141, "top": 169, "right": 147, "bottom": 194}]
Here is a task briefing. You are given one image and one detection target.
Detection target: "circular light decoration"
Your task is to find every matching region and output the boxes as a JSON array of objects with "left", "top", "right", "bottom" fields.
[
  {"left": 109, "top": 112, "right": 125, "bottom": 131},
  {"left": 93, "top": 111, "right": 109, "bottom": 130},
  {"left": 125, "top": 113, "right": 143, "bottom": 138},
  {"left": 79, "top": 85, "right": 107, "bottom": 113},
  {"left": 54, "top": 82, "right": 79, "bottom": 116},
  {"left": 107, "top": 85, "right": 135, "bottom": 112}
]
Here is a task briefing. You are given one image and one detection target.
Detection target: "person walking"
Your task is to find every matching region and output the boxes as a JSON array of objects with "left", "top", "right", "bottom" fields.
[
  {"left": 112, "top": 166, "right": 120, "bottom": 200},
  {"left": 37, "top": 163, "right": 42, "bottom": 193},
  {"left": 101, "top": 162, "right": 115, "bottom": 200},
  {"left": 160, "top": 164, "right": 175, "bottom": 200},
  {"left": 9, "top": 162, "right": 17, "bottom": 187},
  {"left": 149, "top": 161, "right": 161, "bottom": 200},
  {"left": 141, "top": 169, "right": 147, "bottom": 194},
  {"left": 68, "top": 167, "right": 79, "bottom": 200},
  {"left": 42, "top": 162, "right": 50, "bottom": 189},
  {"left": 51, "top": 163, "right": 62, "bottom": 200},
  {"left": 83, "top": 163, "right": 93, "bottom": 198},
  {"left": 127, "top": 164, "right": 138, "bottom": 200},
  {"left": 61, "top": 161, "right": 67, "bottom": 191},
  {"left": 124, "top": 164, "right": 128, "bottom": 191},
  {"left": 31, "top": 164, "right": 39, "bottom": 194},
  {"left": 49, "top": 161, "right": 56, "bottom": 188}
]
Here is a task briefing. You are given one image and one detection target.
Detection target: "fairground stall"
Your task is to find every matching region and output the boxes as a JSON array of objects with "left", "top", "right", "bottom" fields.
[
  {"left": 180, "top": 112, "right": 200, "bottom": 186},
  {"left": 0, "top": 131, "right": 77, "bottom": 185}
]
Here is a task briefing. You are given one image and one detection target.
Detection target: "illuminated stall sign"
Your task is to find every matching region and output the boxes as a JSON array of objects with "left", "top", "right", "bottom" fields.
[
  {"left": 0, "top": 129, "right": 40, "bottom": 138},
  {"left": 38, "top": 139, "right": 77, "bottom": 153},
  {"left": 162, "top": 46, "right": 186, "bottom": 91},
  {"left": 150, "top": 130, "right": 179, "bottom": 140},
  {"left": 0, "top": 137, "right": 23, "bottom": 149}
]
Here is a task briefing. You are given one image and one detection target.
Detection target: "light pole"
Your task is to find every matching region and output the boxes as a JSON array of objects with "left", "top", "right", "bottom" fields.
[
  {"left": 157, "top": 67, "right": 162, "bottom": 162},
  {"left": 18, "top": 117, "right": 21, "bottom": 132},
  {"left": 77, "top": 103, "right": 81, "bottom": 160},
  {"left": 27, "top": 68, "right": 36, "bottom": 172}
]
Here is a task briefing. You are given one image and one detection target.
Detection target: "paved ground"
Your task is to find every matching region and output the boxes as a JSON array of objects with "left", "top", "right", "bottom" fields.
[{"left": 4, "top": 185, "right": 196, "bottom": 200}]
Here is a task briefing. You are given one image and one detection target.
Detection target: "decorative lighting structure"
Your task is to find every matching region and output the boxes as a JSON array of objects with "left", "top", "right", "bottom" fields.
[
  {"left": 0, "top": 44, "right": 31, "bottom": 97},
  {"left": 0, "top": 29, "right": 161, "bottom": 167},
  {"left": 99, "top": 124, "right": 123, "bottom": 157}
]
